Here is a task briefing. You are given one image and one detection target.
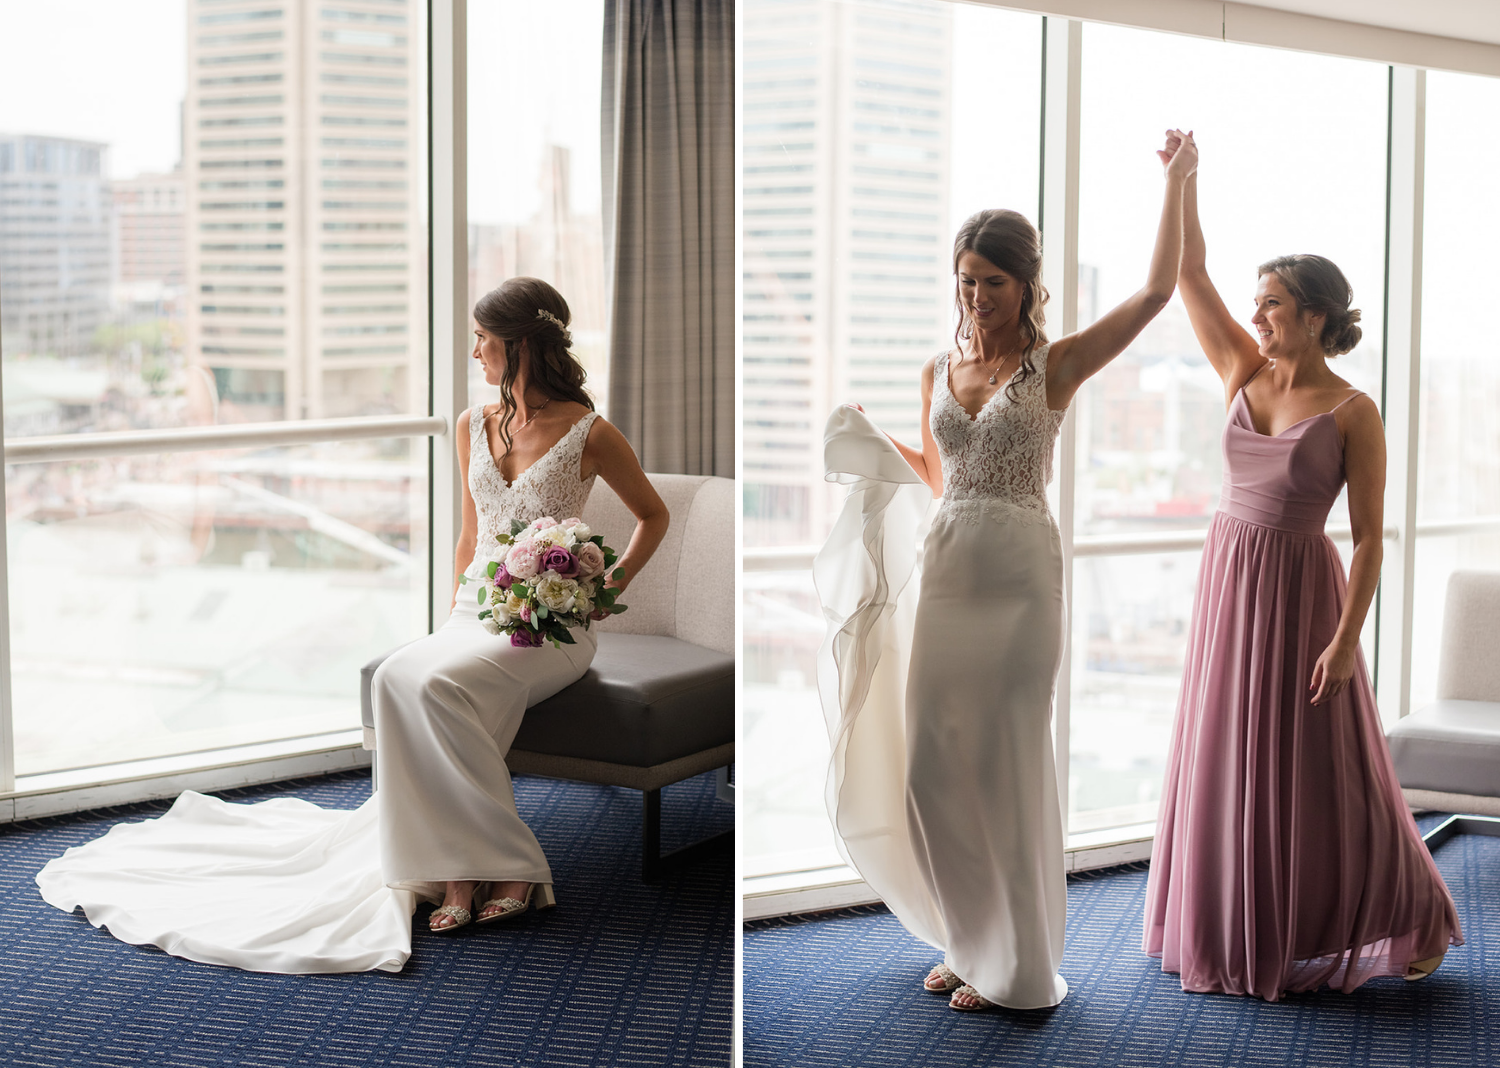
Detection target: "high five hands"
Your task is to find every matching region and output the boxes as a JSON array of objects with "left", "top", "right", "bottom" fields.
[{"left": 1158, "top": 128, "right": 1199, "bottom": 181}]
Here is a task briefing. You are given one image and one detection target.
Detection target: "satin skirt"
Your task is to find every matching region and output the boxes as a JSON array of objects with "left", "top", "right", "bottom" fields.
[
  {"left": 36, "top": 597, "right": 596, "bottom": 974},
  {"left": 815, "top": 407, "right": 1069, "bottom": 1009},
  {"left": 1144, "top": 511, "right": 1463, "bottom": 999}
]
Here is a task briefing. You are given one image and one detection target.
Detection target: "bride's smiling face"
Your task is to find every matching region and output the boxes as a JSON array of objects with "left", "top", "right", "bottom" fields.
[
  {"left": 956, "top": 250, "right": 1024, "bottom": 335},
  {"left": 472, "top": 325, "right": 508, "bottom": 385}
]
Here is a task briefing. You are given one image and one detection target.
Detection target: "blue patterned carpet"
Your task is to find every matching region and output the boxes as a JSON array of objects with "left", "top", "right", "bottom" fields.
[
  {"left": 0, "top": 770, "right": 732, "bottom": 1068},
  {"left": 744, "top": 814, "right": 1497, "bottom": 1068}
]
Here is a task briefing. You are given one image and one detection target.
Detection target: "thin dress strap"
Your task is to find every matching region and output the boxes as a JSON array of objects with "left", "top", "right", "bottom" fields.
[{"left": 1329, "top": 389, "right": 1366, "bottom": 412}]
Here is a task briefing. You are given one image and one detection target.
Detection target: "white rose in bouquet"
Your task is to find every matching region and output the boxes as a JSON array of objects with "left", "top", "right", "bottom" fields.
[{"left": 534, "top": 573, "right": 581, "bottom": 614}]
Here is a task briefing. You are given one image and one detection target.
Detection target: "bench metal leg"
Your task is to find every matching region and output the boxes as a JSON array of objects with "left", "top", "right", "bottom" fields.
[
  {"left": 1424, "top": 813, "right": 1500, "bottom": 852},
  {"left": 641, "top": 784, "right": 734, "bottom": 883}
]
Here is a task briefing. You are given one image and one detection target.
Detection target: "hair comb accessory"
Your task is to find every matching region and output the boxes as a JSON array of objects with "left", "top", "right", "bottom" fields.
[{"left": 536, "top": 308, "right": 566, "bottom": 330}]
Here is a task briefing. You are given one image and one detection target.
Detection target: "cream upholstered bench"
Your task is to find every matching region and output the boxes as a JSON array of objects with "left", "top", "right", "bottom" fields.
[
  {"left": 360, "top": 473, "right": 735, "bottom": 882},
  {"left": 1388, "top": 569, "right": 1500, "bottom": 847}
]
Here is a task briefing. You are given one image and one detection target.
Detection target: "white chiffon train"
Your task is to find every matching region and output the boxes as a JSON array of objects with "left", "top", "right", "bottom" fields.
[
  {"left": 815, "top": 405, "right": 1069, "bottom": 1009},
  {"left": 35, "top": 596, "right": 596, "bottom": 974}
]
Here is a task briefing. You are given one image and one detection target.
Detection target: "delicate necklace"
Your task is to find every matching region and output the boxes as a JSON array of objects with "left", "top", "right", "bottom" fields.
[
  {"left": 970, "top": 345, "right": 1022, "bottom": 385},
  {"left": 514, "top": 394, "right": 551, "bottom": 431}
]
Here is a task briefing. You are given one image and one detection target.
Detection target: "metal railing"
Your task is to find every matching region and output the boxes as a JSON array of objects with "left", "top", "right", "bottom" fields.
[{"left": 3, "top": 414, "right": 449, "bottom": 465}]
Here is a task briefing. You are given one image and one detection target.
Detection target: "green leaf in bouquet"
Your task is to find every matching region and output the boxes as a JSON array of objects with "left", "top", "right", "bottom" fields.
[
  {"left": 608, "top": 603, "right": 629, "bottom": 614},
  {"left": 554, "top": 627, "right": 577, "bottom": 645},
  {"left": 458, "top": 574, "right": 468, "bottom": 585},
  {"left": 510, "top": 518, "right": 526, "bottom": 535},
  {"left": 487, "top": 560, "right": 499, "bottom": 579},
  {"left": 477, "top": 586, "right": 487, "bottom": 604},
  {"left": 603, "top": 551, "right": 618, "bottom": 567},
  {"left": 611, "top": 567, "right": 626, "bottom": 580},
  {"left": 478, "top": 608, "right": 491, "bottom": 619},
  {"left": 514, "top": 583, "right": 531, "bottom": 599},
  {"left": 590, "top": 534, "right": 605, "bottom": 547},
  {"left": 495, "top": 531, "right": 513, "bottom": 546},
  {"left": 536, "top": 605, "right": 549, "bottom": 619}
]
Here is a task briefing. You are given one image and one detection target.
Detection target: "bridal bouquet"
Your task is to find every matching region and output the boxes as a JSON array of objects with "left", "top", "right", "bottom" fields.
[{"left": 461, "top": 516, "right": 628, "bottom": 648}]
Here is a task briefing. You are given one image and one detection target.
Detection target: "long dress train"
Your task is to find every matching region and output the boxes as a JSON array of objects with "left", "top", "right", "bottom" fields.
[
  {"left": 1144, "top": 385, "right": 1463, "bottom": 999},
  {"left": 816, "top": 346, "right": 1070, "bottom": 1009},
  {"left": 36, "top": 410, "right": 604, "bottom": 973}
]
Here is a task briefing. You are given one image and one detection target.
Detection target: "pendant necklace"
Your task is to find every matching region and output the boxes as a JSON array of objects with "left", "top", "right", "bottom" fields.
[{"left": 515, "top": 395, "right": 551, "bottom": 431}]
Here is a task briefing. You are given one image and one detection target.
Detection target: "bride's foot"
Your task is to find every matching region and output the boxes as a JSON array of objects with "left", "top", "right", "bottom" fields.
[
  {"left": 1406, "top": 952, "right": 1446, "bottom": 981},
  {"left": 949, "top": 984, "right": 995, "bottom": 1012},
  {"left": 429, "top": 880, "right": 487, "bottom": 933},
  {"left": 476, "top": 880, "right": 535, "bottom": 924},
  {"left": 923, "top": 963, "right": 962, "bottom": 994}
]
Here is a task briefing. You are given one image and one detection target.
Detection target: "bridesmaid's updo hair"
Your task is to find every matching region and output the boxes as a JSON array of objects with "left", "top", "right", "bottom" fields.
[
  {"left": 473, "top": 276, "right": 594, "bottom": 453},
  {"left": 1256, "top": 254, "right": 1363, "bottom": 356},
  {"left": 952, "top": 209, "right": 1050, "bottom": 402}
]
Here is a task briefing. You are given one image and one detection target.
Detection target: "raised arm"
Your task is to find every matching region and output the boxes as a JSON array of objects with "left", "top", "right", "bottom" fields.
[
  {"left": 582, "top": 417, "right": 669, "bottom": 600},
  {"left": 1045, "top": 130, "right": 1196, "bottom": 410},
  {"left": 1172, "top": 134, "right": 1263, "bottom": 404},
  {"left": 1310, "top": 397, "right": 1385, "bottom": 706}
]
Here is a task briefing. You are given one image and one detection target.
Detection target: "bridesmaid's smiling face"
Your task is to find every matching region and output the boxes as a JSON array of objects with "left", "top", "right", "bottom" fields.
[
  {"left": 1251, "top": 273, "right": 1324, "bottom": 359},
  {"left": 472, "top": 325, "right": 508, "bottom": 385},
  {"left": 956, "top": 250, "right": 1024, "bottom": 336}
]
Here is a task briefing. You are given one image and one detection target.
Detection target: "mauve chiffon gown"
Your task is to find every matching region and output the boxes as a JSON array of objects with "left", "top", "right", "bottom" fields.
[{"left": 1144, "top": 382, "right": 1463, "bottom": 1000}]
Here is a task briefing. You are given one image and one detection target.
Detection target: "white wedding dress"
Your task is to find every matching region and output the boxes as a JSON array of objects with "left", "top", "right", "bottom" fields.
[
  {"left": 816, "top": 346, "right": 1070, "bottom": 1009},
  {"left": 36, "top": 409, "right": 602, "bottom": 974}
]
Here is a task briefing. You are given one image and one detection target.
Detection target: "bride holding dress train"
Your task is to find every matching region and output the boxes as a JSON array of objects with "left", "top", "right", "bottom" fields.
[
  {"left": 36, "top": 276, "right": 669, "bottom": 973},
  {"left": 816, "top": 134, "right": 1196, "bottom": 1011}
]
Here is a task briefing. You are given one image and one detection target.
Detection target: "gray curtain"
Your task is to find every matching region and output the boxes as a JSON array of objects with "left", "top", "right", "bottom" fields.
[{"left": 602, "top": 0, "right": 734, "bottom": 477}]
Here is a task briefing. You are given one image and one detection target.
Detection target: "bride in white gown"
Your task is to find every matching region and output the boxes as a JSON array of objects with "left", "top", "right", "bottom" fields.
[
  {"left": 35, "top": 277, "right": 669, "bottom": 973},
  {"left": 818, "top": 134, "right": 1195, "bottom": 1010}
]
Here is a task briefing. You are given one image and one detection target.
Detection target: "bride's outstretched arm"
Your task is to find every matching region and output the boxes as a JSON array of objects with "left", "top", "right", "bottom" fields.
[
  {"left": 1045, "top": 129, "right": 1196, "bottom": 411},
  {"left": 849, "top": 354, "right": 942, "bottom": 496},
  {"left": 451, "top": 407, "right": 481, "bottom": 610},
  {"left": 583, "top": 417, "right": 669, "bottom": 601}
]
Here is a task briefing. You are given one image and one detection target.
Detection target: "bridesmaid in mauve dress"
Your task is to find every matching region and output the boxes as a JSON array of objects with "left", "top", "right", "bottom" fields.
[{"left": 1144, "top": 131, "right": 1462, "bottom": 1000}]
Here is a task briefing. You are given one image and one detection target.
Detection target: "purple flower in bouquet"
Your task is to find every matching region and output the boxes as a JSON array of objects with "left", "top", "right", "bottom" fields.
[
  {"left": 492, "top": 564, "right": 514, "bottom": 589},
  {"left": 576, "top": 542, "right": 606, "bottom": 579},
  {"left": 510, "top": 628, "right": 545, "bottom": 648},
  {"left": 541, "top": 545, "right": 580, "bottom": 578}
]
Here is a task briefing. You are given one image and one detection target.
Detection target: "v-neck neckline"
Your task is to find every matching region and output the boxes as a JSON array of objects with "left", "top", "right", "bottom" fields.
[
  {"left": 946, "top": 349, "right": 1023, "bottom": 422},
  {"left": 484, "top": 409, "right": 591, "bottom": 488}
]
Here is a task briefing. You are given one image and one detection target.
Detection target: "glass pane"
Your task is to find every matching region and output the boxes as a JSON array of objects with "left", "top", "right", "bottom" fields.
[
  {"left": 0, "top": 0, "right": 430, "bottom": 434},
  {"left": 6, "top": 437, "right": 428, "bottom": 776},
  {"left": 1413, "top": 70, "right": 1500, "bottom": 710},
  {"left": 1072, "top": 25, "right": 1388, "bottom": 834},
  {"left": 466, "top": 0, "right": 608, "bottom": 414},
  {"left": 740, "top": 0, "right": 1043, "bottom": 877}
]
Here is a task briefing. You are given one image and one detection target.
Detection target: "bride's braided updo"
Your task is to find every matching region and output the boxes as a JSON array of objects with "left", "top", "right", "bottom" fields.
[{"left": 473, "top": 276, "right": 594, "bottom": 453}]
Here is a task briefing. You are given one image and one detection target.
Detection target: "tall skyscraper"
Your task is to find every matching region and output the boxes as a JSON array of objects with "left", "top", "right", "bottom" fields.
[
  {"left": 742, "top": 0, "right": 953, "bottom": 545},
  {"left": 0, "top": 134, "right": 111, "bottom": 364},
  {"left": 183, "top": 0, "right": 423, "bottom": 423}
]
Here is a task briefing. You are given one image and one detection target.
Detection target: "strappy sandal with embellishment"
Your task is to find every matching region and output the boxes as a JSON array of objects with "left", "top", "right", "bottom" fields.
[
  {"left": 1405, "top": 953, "right": 1446, "bottom": 981},
  {"left": 949, "top": 984, "right": 996, "bottom": 1012},
  {"left": 429, "top": 882, "right": 491, "bottom": 934},
  {"left": 476, "top": 882, "right": 556, "bottom": 925},
  {"left": 923, "top": 963, "right": 963, "bottom": 994}
]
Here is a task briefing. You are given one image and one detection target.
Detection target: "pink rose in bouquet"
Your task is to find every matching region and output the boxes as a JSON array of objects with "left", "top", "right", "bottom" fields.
[
  {"left": 576, "top": 542, "right": 606, "bottom": 579},
  {"left": 504, "top": 538, "right": 541, "bottom": 580}
]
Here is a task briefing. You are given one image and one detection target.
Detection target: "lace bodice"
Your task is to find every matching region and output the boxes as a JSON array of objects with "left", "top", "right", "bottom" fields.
[
  {"left": 466, "top": 407, "right": 600, "bottom": 575},
  {"left": 930, "top": 344, "right": 1066, "bottom": 527}
]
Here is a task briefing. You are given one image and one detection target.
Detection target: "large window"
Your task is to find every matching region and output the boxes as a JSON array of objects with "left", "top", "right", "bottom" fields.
[
  {"left": 1414, "top": 70, "right": 1500, "bottom": 706},
  {"left": 742, "top": 2, "right": 1470, "bottom": 903},
  {"left": 465, "top": 0, "right": 609, "bottom": 415},
  {"left": 0, "top": 0, "right": 431, "bottom": 782},
  {"left": 1070, "top": 24, "right": 1388, "bottom": 836},
  {"left": 741, "top": 0, "right": 1042, "bottom": 877}
]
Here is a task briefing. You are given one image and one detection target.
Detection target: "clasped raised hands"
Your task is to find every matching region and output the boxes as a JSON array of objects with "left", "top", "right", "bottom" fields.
[{"left": 1157, "top": 128, "right": 1199, "bottom": 182}]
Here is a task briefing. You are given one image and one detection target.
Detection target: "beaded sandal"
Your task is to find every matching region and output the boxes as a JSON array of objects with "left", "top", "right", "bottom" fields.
[
  {"left": 923, "top": 963, "right": 963, "bottom": 994},
  {"left": 476, "top": 883, "right": 542, "bottom": 925},
  {"left": 949, "top": 984, "right": 995, "bottom": 1012},
  {"left": 429, "top": 882, "right": 489, "bottom": 934}
]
